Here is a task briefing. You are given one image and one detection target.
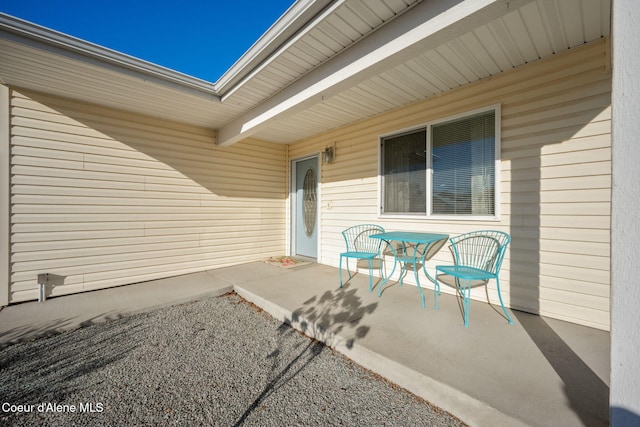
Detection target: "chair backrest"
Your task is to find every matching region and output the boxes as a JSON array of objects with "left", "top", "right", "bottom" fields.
[
  {"left": 449, "top": 230, "right": 510, "bottom": 274},
  {"left": 342, "top": 224, "right": 385, "bottom": 253}
]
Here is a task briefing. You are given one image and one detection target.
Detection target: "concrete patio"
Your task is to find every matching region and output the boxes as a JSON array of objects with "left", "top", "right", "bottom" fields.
[{"left": 0, "top": 261, "right": 610, "bottom": 427}]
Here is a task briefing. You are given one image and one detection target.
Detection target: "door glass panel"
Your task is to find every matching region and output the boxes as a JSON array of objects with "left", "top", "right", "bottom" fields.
[{"left": 303, "top": 168, "right": 317, "bottom": 237}]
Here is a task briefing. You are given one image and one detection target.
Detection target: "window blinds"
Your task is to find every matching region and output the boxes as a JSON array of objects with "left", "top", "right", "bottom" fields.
[{"left": 431, "top": 111, "right": 495, "bottom": 215}]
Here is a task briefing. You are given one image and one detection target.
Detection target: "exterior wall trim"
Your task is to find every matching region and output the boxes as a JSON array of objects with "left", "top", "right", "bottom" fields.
[
  {"left": 0, "top": 84, "right": 9, "bottom": 306},
  {"left": 610, "top": 0, "right": 640, "bottom": 420}
]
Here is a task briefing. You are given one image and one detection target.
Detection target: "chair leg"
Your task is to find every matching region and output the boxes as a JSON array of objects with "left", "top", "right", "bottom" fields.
[
  {"left": 339, "top": 256, "right": 353, "bottom": 287},
  {"left": 367, "top": 259, "right": 373, "bottom": 292},
  {"left": 414, "top": 265, "right": 425, "bottom": 308},
  {"left": 495, "top": 277, "right": 515, "bottom": 325},
  {"left": 462, "top": 280, "right": 471, "bottom": 328},
  {"left": 433, "top": 272, "right": 440, "bottom": 309},
  {"left": 378, "top": 253, "right": 398, "bottom": 298}
]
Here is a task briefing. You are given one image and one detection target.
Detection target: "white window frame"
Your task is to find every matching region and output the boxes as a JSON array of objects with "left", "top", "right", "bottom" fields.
[{"left": 378, "top": 104, "right": 501, "bottom": 221}]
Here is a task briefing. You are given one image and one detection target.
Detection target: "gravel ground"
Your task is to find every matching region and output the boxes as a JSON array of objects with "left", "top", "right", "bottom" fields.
[{"left": 1, "top": 292, "right": 466, "bottom": 426}]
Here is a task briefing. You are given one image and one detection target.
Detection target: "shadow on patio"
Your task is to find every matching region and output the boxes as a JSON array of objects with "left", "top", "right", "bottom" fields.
[{"left": 232, "top": 286, "right": 378, "bottom": 426}]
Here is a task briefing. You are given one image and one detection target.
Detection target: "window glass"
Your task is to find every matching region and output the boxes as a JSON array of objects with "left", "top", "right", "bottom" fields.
[
  {"left": 431, "top": 111, "right": 495, "bottom": 215},
  {"left": 382, "top": 129, "right": 426, "bottom": 214}
]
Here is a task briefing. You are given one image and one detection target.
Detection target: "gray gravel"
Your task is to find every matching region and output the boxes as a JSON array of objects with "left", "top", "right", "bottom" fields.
[{"left": 1, "top": 292, "right": 466, "bottom": 426}]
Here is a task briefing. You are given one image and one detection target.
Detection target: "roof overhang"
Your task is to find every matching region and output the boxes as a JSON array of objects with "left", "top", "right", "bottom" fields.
[
  {"left": 0, "top": 0, "right": 611, "bottom": 145},
  {"left": 216, "top": 0, "right": 610, "bottom": 145},
  {"left": 0, "top": 13, "right": 234, "bottom": 130},
  {"left": 217, "top": 0, "right": 526, "bottom": 146}
]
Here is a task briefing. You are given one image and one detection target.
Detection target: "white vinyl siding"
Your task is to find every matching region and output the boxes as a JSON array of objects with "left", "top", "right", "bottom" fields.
[
  {"left": 9, "top": 90, "right": 286, "bottom": 303},
  {"left": 289, "top": 39, "right": 611, "bottom": 330}
]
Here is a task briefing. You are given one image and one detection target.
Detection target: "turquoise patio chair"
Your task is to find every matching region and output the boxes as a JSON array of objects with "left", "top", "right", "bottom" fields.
[
  {"left": 434, "top": 230, "right": 514, "bottom": 327},
  {"left": 339, "top": 224, "right": 385, "bottom": 292}
]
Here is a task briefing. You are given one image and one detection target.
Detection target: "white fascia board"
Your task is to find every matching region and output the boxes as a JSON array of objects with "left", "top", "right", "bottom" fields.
[
  {"left": 0, "top": 13, "right": 218, "bottom": 97},
  {"left": 215, "top": 0, "right": 334, "bottom": 96},
  {"left": 217, "top": 0, "right": 531, "bottom": 146}
]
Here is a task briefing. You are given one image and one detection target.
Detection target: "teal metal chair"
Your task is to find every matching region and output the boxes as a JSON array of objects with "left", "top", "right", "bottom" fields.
[
  {"left": 339, "top": 224, "right": 385, "bottom": 292},
  {"left": 434, "top": 230, "right": 514, "bottom": 327}
]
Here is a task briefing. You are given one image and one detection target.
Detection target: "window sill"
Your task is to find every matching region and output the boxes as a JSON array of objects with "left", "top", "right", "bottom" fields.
[{"left": 378, "top": 213, "right": 501, "bottom": 222}]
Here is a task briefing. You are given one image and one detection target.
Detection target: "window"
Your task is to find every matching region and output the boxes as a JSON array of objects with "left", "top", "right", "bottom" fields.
[{"left": 381, "top": 107, "right": 498, "bottom": 218}]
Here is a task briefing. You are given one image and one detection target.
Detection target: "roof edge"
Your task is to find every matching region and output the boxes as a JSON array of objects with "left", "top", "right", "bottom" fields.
[
  {"left": 214, "top": 0, "right": 335, "bottom": 96},
  {"left": 0, "top": 13, "right": 218, "bottom": 96}
]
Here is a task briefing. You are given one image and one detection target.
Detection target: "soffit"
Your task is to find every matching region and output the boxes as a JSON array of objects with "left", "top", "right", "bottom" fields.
[
  {"left": 221, "top": 0, "right": 422, "bottom": 110},
  {"left": 249, "top": 0, "right": 611, "bottom": 144}
]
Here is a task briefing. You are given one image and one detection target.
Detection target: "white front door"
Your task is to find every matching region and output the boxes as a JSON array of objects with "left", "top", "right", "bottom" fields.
[{"left": 292, "top": 157, "right": 318, "bottom": 258}]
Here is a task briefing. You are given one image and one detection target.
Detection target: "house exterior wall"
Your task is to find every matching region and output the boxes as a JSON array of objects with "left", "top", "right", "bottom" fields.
[
  {"left": 7, "top": 89, "right": 287, "bottom": 303},
  {"left": 289, "top": 39, "right": 612, "bottom": 331}
]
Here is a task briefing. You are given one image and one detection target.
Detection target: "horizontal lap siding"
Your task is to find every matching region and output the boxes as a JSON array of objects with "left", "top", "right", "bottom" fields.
[
  {"left": 289, "top": 40, "right": 611, "bottom": 330},
  {"left": 9, "top": 90, "right": 286, "bottom": 302}
]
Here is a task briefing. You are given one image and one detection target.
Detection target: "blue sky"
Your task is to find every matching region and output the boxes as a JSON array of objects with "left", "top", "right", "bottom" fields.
[{"left": 1, "top": 0, "right": 295, "bottom": 82}]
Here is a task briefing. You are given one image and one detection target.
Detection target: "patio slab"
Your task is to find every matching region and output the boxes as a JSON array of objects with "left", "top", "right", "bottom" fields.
[
  {"left": 0, "top": 261, "right": 610, "bottom": 427},
  {"left": 226, "top": 262, "right": 610, "bottom": 427}
]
